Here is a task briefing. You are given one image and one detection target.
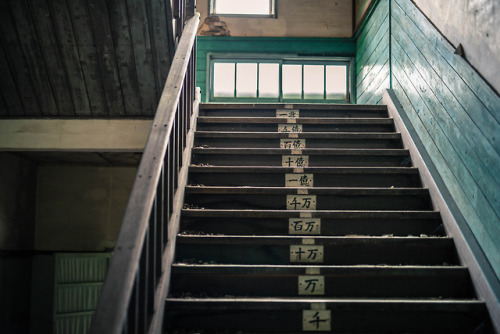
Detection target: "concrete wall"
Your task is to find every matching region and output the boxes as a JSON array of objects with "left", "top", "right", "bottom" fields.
[
  {"left": 413, "top": 0, "right": 500, "bottom": 94},
  {"left": 35, "top": 166, "right": 136, "bottom": 251},
  {"left": 197, "top": 0, "right": 353, "bottom": 37},
  {"left": 0, "top": 153, "right": 37, "bottom": 250}
]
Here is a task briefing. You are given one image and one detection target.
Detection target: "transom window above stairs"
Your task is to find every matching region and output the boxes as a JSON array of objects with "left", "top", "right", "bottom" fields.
[
  {"left": 209, "top": 57, "right": 352, "bottom": 103},
  {"left": 210, "top": 0, "right": 276, "bottom": 17}
]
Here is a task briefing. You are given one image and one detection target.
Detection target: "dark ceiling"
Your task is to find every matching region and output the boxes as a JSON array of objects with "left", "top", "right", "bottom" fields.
[{"left": 0, "top": 0, "right": 177, "bottom": 118}]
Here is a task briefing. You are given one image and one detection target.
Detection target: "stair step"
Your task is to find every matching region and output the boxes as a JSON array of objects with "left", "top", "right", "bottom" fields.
[
  {"left": 175, "top": 235, "right": 458, "bottom": 265},
  {"left": 188, "top": 166, "right": 421, "bottom": 187},
  {"left": 197, "top": 117, "right": 395, "bottom": 132},
  {"left": 184, "top": 186, "right": 432, "bottom": 211},
  {"left": 164, "top": 298, "right": 487, "bottom": 333},
  {"left": 200, "top": 104, "right": 389, "bottom": 118},
  {"left": 169, "top": 264, "right": 473, "bottom": 299},
  {"left": 180, "top": 209, "right": 444, "bottom": 236},
  {"left": 195, "top": 131, "right": 403, "bottom": 148},
  {"left": 192, "top": 148, "right": 412, "bottom": 167}
]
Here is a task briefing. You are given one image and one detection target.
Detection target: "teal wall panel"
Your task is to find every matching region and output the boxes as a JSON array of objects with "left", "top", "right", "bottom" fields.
[
  {"left": 389, "top": 0, "right": 500, "bottom": 280},
  {"left": 355, "top": 0, "right": 390, "bottom": 104},
  {"left": 196, "top": 36, "right": 356, "bottom": 102}
]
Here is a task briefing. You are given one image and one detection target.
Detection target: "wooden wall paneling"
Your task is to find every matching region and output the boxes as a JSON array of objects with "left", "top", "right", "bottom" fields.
[
  {"left": 146, "top": 0, "right": 174, "bottom": 101},
  {"left": 107, "top": 0, "right": 142, "bottom": 116},
  {"left": 356, "top": 23, "right": 388, "bottom": 81},
  {"left": 365, "top": 75, "right": 389, "bottom": 105},
  {"left": 0, "top": 42, "right": 24, "bottom": 116},
  {"left": 355, "top": 11, "right": 388, "bottom": 74},
  {"left": 391, "top": 15, "right": 500, "bottom": 217},
  {"left": 355, "top": 0, "right": 388, "bottom": 51},
  {"left": 393, "top": 1, "right": 500, "bottom": 156},
  {"left": 0, "top": 1, "right": 40, "bottom": 116},
  {"left": 394, "top": 0, "right": 500, "bottom": 126},
  {"left": 47, "top": 0, "right": 91, "bottom": 116},
  {"left": 9, "top": 0, "right": 59, "bottom": 116},
  {"left": 356, "top": 40, "right": 389, "bottom": 97},
  {"left": 66, "top": 0, "right": 107, "bottom": 117},
  {"left": 126, "top": 0, "right": 157, "bottom": 116},
  {"left": 392, "top": 36, "right": 500, "bottom": 237},
  {"left": 357, "top": 60, "right": 389, "bottom": 104},
  {"left": 87, "top": 0, "right": 125, "bottom": 117},
  {"left": 29, "top": 0, "right": 75, "bottom": 116},
  {"left": 392, "top": 70, "right": 500, "bottom": 278}
]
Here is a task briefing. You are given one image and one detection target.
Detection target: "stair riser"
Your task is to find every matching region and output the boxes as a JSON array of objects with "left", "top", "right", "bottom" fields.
[
  {"left": 170, "top": 270, "right": 472, "bottom": 299},
  {"left": 192, "top": 154, "right": 411, "bottom": 167},
  {"left": 188, "top": 172, "right": 421, "bottom": 187},
  {"left": 194, "top": 137, "right": 403, "bottom": 149},
  {"left": 180, "top": 216, "right": 443, "bottom": 236},
  {"left": 196, "top": 123, "right": 395, "bottom": 132},
  {"left": 175, "top": 242, "right": 457, "bottom": 265},
  {"left": 164, "top": 304, "right": 486, "bottom": 333},
  {"left": 199, "top": 109, "right": 389, "bottom": 118},
  {"left": 184, "top": 193, "right": 432, "bottom": 211}
]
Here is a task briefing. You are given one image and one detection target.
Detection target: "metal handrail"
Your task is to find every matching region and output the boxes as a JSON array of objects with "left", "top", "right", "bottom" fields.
[{"left": 89, "top": 13, "right": 200, "bottom": 334}]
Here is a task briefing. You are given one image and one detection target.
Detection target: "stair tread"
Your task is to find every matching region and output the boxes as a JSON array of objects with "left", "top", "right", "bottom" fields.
[
  {"left": 177, "top": 235, "right": 452, "bottom": 243},
  {"left": 195, "top": 131, "right": 400, "bottom": 139},
  {"left": 181, "top": 209, "right": 440, "bottom": 217},
  {"left": 166, "top": 297, "right": 484, "bottom": 307},
  {"left": 200, "top": 103, "right": 388, "bottom": 111},
  {"left": 198, "top": 117, "right": 393, "bottom": 124},
  {"left": 185, "top": 186, "right": 428, "bottom": 195},
  {"left": 193, "top": 148, "right": 409, "bottom": 155},
  {"left": 189, "top": 166, "right": 418, "bottom": 174}
]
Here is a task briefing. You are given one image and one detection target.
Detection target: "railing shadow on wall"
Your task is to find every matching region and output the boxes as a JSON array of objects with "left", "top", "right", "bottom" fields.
[{"left": 89, "top": 13, "right": 200, "bottom": 334}]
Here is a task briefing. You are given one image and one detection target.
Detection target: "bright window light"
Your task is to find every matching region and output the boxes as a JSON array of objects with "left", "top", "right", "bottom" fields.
[
  {"left": 213, "top": 63, "right": 235, "bottom": 97},
  {"left": 304, "top": 65, "right": 325, "bottom": 99},
  {"left": 326, "top": 65, "right": 347, "bottom": 100},
  {"left": 236, "top": 63, "right": 257, "bottom": 97},
  {"left": 213, "top": 0, "right": 274, "bottom": 16},
  {"left": 282, "top": 65, "right": 302, "bottom": 99},
  {"left": 259, "top": 63, "right": 279, "bottom": 98}
]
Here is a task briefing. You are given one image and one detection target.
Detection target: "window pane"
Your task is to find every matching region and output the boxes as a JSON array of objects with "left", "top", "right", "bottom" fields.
[
  {"left": 215, "top": 0, "right": 272, "bottom": 15},
  {"left": 236, "top": 63, "right": 257, "bottom": 97},
  {"left": 304, "top": 65, "right": 324, "bottom": 99},
  {"left": 259, "top": 63, "right": 279, "bottom": 98},
  {"left": 326, "top": 65, "right": 347, "bottom": 100},
  {"left": 213, "top": 63, "right": 235, "bottom": 97},
  {"left": 282, "top": 65, "right": 302, "bottom": 99}
]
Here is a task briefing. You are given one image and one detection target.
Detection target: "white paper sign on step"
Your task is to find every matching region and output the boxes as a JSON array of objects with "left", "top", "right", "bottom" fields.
[
  {"left": 285, "top": 174, "right": 313, "bottom": 187},
  {"left": 303, "top": 310, "right": 331, "bottom": 331},
  {"left": 298, "top": 275, "right": 325, "bottom": 295},
  {"left": 280, "top": 139, "right": 306, "bottom": 149},
  {"left": 289, "top": 218, "right": 321, "bottom": 234},
  {"left": 287, "top": 195, "right": 317, "bottom": 210},
  {"left": 278, "top": 124, "right": 303, "bottom": 133},
  {"left": 276, "top": 109, "right": 299, "bottom": 118},
  {"left": 282, "top": 155, "right": 309, "bottom": 167},
  {"left": 290, "top": 245, "right": 324, "bottom": 263}
]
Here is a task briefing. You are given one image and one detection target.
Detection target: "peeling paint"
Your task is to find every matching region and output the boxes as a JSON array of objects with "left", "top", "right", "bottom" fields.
[{"left": 198, "top": 15, "right": 231, "bottom": 36}]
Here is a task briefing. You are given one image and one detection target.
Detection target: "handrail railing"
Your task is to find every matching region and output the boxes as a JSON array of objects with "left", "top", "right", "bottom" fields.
[{"left": 89, "top": 13, "right": 200, "bottom": 334}]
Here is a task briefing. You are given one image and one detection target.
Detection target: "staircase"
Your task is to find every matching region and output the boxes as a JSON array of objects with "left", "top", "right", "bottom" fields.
[{"left": 164, "top": 104, "right": 490, "bottom": 333}]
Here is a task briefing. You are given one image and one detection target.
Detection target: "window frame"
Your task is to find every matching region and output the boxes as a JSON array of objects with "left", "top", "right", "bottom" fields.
[
  {"left": 207, "top": 53, "right": 355, "bottom": 104},
  {"left": 209, "top": 0, "right": 277, "bottom": 18}
]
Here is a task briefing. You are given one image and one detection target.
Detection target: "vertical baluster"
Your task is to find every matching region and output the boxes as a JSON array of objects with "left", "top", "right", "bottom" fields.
[
  {"left": 156, "top": 165, "right": 165, "bottom": 276},
  {"left": 179, "top": 86, "right": 185, "bottom": 167},
  {"left": 148, "top": 192, "right": 158, "bottom": 313},
  {"left": 127, "top": 273, "right": 139, "bottom": 334},
  {"left": 138, "top": 228, "right": 149, "bottom": 332}
]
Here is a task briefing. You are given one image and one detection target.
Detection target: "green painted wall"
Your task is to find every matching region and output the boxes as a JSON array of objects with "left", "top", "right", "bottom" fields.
[
  {"left": 196, "top": 36, "right": 356, "bottom": 102},
  {"left": 355, "top": 0, "right": 390, "bottom": 105},
  {"left": 357, "top": 0, "right": 500, "bottom": 281},
  {"left": 390, "top": 0, "right": 500, "bottom": 280}
]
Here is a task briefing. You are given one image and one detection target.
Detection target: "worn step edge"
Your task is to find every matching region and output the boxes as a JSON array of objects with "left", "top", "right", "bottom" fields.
[
  {"left": 200, "top": 103, "right": 388, "bottom": 111},
  {"left": 195, "top": 131, "right": 401, "bottom": 139},
  {"left": 197, "top": 117, "right": 394, "bottom": 124},
  {"left": 184, "top": 186, "right": 428, "bottom": 195},
  {"left": 188, "top": 166, "right": 419, "bottom": 174},
  {"left": 192, "top": 148, "right": 409, "bottom": 155},
  {"left": 181, "top": 209, "right": 440, "bottom": 218}
]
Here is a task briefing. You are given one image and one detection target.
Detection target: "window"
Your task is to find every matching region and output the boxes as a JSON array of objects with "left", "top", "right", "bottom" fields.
[
  {"left": 210, "top": 0, "right": 276, "bottom": 17},
  {"left": 210, "top": 57, "right": 352, "bottom": 103}
]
